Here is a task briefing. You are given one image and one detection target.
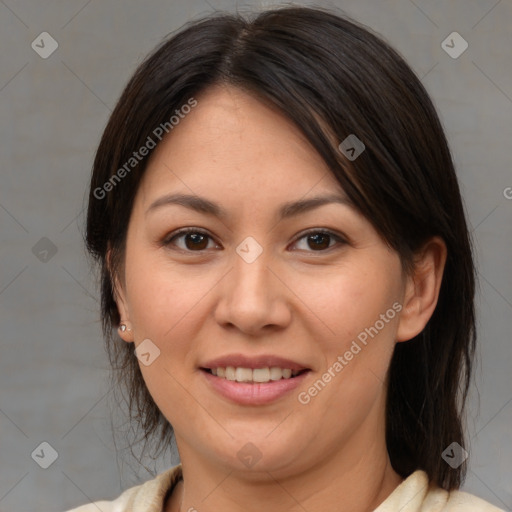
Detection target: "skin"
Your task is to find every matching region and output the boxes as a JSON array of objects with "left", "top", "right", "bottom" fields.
[{"left": 113, "top": 84, "right": 447, "bottom": 512}]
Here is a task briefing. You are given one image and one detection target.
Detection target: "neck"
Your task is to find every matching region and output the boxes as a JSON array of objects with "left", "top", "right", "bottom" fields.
[{"left": 166, "top": 422, "right": 403, "bottom": 512}]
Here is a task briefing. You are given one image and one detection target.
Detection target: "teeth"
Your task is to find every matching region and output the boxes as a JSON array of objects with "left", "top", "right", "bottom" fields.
[
  {"left": 253, "top": 368, "right": 270, "bottom": 382},
  {"left": 270, "top": 367, "right": 282, "bottom": 381},
  {"left": 208, "top": 366, "right": 300, "bottom": 383},
  {"left": 235, "top": 367, "right": 252, "bottom": 382}
]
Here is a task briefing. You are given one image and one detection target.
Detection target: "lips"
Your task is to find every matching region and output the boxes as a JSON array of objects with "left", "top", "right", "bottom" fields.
[{"left": 199, "top": 353, "right": 311, "bottom": 405}]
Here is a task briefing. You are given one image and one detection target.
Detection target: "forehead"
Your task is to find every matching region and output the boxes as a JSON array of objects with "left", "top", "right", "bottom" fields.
[{"left": 136, "top": 84, "right": 345, "bottom": 208}]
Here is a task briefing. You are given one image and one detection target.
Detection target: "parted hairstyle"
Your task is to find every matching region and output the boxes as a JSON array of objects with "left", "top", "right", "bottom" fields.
[{"left": 85, "top": 5, "right": 476, "bottom": 490}]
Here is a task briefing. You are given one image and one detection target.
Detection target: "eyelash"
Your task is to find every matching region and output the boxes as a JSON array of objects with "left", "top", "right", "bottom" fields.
[{"left": 162, "top": 227, "right": 347, "bottom": 254}]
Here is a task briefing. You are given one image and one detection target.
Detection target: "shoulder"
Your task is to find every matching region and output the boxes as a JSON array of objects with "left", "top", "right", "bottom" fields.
[
  {"left": 65, "top": 464, "right": 183, "bottom": 512},
  {"left": 423, "top": 486, "right": 505, "bottom": 512},
  {"left": 375, "top": 470, "right": 505, "bottom": 512}
]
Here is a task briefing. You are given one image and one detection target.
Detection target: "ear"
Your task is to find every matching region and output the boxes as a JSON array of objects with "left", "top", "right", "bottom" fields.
[
  {"left": 107, "top": 247, "right": 134, "bottom": 343},
  {"left": 396, "top": 236, "right": 447, "bottom": 343}
]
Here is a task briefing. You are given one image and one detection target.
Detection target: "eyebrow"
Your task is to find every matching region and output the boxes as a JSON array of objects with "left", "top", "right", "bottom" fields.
[{"left": 145, "top": 192, "right": 352, "bottom": 220}]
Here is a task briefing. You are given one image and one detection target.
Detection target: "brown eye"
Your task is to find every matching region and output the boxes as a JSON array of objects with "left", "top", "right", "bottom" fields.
[
  {"left": 292, "top": 230, "right": 346, "bottom": 252},
  {"left": 183, "top": 232, "right": 209, "bottom": 250},
  {"left": 165, "top": 229, "right": 216, "bottom": 252},
  {"left": 306, "top": 233, "right": 331, "bottom": 250}
]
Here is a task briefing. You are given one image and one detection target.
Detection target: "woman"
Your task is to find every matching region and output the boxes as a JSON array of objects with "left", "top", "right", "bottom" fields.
[{"left": 68, "top": 5, "right": 503, "bottom": 512}]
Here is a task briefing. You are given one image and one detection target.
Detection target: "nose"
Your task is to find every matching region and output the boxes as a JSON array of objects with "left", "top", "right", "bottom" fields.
[{"left": 213, "top": 246, "right": 292, "bottom": 336}]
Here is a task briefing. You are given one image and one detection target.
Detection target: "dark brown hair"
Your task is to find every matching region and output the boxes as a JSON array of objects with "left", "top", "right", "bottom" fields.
[{"left": 85, "top": 5, "right": 476, "bottom": 489}]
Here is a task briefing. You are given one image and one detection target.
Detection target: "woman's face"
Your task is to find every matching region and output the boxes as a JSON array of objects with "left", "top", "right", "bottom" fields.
[{"left": 115, "top": 84, "right": 410, "bottom": 477}]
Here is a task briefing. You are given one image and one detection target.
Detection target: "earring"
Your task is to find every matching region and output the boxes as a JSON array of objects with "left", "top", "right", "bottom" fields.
[{"left": 119, "top": 323, "right": 132, "bottom": 332}]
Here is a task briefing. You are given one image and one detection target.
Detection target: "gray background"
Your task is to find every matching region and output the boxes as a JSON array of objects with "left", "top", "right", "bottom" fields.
[{"left": 0, "top": 0, "right": 511, "bottom": 511}]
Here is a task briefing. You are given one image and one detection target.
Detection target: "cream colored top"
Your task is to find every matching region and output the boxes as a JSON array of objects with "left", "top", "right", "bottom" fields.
[{"left": 66, "top": 464, "right": 504, "bottom": 512}]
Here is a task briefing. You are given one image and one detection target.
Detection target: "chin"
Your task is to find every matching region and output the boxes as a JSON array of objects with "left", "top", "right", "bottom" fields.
[{"left": 210, "top": 434, "right": 308, "bottom": 475}]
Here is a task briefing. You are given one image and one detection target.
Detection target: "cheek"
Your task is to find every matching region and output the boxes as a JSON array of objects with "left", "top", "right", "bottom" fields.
[
  {"left": 122, "top": 257, "right": 216, "bottom": 423},
  {"left": 287, "top": 262, "right": 402, "bottom": 456},
  {"left": 124, "top": 249, "right": 212, "bottom": 341},
  {"left": 297, "top": 255, "right": 402, "bottom": 400},
  {"left": 292, "top": 256, "right": 402, "bottom": 344}
]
